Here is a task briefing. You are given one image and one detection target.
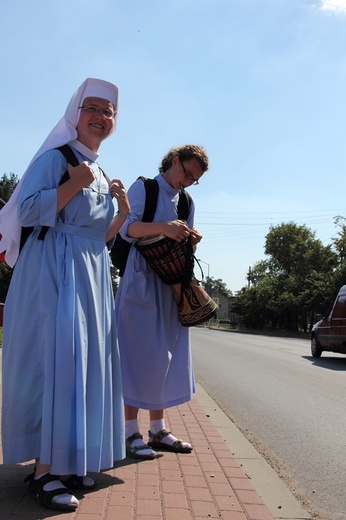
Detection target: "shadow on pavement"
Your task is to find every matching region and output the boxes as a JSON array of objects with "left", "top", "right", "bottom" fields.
[{"left": 303, "top": 354, "right": 346, "bottom": 371}]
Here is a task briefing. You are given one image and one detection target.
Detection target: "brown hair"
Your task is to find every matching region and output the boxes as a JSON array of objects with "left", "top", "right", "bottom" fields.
[{"left": 159, "top": 145, "right": 209, "bottom": 174}]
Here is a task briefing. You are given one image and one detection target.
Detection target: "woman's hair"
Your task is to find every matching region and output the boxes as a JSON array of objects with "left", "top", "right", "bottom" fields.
[{"left": 159, "top": 144, "right": 209, "bottom": 174}]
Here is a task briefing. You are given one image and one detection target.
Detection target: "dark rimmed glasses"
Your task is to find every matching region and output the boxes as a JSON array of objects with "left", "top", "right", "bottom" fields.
[
  {"left": 180, "top": 159, "right": 200, "bottom": 185},
  {"left": 78, "top": 105, "right": 116, "bottom": 119}
]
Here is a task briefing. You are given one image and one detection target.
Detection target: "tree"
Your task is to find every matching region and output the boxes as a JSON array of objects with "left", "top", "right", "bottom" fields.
[
  {"left": 332, "top": 216, "right": 346, "bottom": 264},
  {"left": 235, "top": 222, "right": 338, "bottom": 332},
  {"left": 201, "top": 276, "right": 232, "bottom": 298},
  {"left": 0, "top": 172, "right": 18, "bottom": 205},
  {"left": 247, "top": 260, "right": 269, "bottom": 286},
  {"left": 264, "top": 222, "right": 336, "bottom": 277},
  {"left": 110, "top": 263, "right": 120, "bottom": 296},
  {"left": 265, "top": 222, "right": 337, "bottom": 330},
  {"left": 0, "top": 173, "right": 20, "bottom": 302},
  {"left": 0, "top": 262, "right": 12, "bottom": 302}
]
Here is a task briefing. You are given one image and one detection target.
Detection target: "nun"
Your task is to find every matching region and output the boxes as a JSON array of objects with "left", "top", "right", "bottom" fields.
[{"left": 0, "top": 78, "right": 129, "bottom": 511}]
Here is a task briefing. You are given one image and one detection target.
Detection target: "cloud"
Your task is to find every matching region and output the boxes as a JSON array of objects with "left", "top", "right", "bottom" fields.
[{"left": 320, "top": 0, "right": 346, "bottom": 13}]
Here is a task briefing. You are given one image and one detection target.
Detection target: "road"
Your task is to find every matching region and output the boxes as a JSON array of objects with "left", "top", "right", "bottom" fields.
[{"left": 191, "top": 327, "right": 346, "bottom": 520}]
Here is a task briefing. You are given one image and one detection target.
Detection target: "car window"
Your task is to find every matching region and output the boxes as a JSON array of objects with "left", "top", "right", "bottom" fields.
[{"left": 332, "top": 293, "right": 346, "bottom": 319}]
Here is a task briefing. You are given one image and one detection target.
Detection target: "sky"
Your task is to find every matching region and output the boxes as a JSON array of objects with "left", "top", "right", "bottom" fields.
[{"left": 2, "top": 0, "right": 346, "bottom": 293}]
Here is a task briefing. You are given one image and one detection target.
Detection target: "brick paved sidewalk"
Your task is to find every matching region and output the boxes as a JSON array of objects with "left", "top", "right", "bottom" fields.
[{"left": 0, "top": 394, "right": 275, "bottom": 520}]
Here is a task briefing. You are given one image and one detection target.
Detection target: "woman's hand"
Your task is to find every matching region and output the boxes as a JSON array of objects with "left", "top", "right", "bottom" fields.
[
  {"left": 67, "top": 161, "right": 95, "bottom": 190},
  {"left": 109, "top": 179, "right": 130, "bottom": 215},
  {"left": 57, "top": 162, "right": 96, "bottom": 212},
  {"left": 190, "top": 228, "right": 202, "bottom": 247},
  {"left": 105, "top": 180, "right": 130, "bottom": 242},
  {"left": 162, "top": 220, "right": 191, "bottom": 242}
]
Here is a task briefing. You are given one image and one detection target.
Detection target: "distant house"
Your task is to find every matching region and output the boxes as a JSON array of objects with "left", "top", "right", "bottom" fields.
[
  {"left": 207, "top": 291, "right": 240, "bottom": 326},
  {"left": 210, "top": 290, "right": 229, "bottom": 321}
]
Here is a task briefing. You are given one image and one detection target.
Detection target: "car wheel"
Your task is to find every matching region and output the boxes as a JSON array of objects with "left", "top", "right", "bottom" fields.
[{"left": 311, "top": 336, "right": 322, "bottom": 358}]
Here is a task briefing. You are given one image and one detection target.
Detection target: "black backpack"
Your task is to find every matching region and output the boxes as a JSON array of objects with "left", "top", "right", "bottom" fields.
[{"left": 110, "top": 177, "right": 191, "bottom": 277}]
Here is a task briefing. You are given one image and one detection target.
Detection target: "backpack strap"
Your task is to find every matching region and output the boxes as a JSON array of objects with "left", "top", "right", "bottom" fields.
[
  {"left": 177, "top": 189, "right": 191, "bottom": 221},
  {"left": 36, "top": 145, "right": 80, "bottom": 241},
  {"left": 138, "top": 177, "right": 159, "bottom": 222},
  {"left": 138, "top": 177, "right": 191, "bottom": 223},
  {"left": 57, "top": 144, "right": 80, "bottom": 168},
  {"left": 57, "top": 145, "right": 110, "bottom": 183}
]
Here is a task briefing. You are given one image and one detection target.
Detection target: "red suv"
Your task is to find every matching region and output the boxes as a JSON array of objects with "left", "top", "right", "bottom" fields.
[{"left": 311, "top": 285, "right": 346, "bottom": 357}]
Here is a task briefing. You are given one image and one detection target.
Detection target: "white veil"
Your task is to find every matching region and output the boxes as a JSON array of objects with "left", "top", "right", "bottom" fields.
[{"left": 0, "top": 78, "right": 119, "bottom": 267}]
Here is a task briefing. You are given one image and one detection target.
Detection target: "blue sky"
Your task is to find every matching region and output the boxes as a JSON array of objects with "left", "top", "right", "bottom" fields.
[{"left": 2, "top": 0, "right": 346, "bottom": 292}]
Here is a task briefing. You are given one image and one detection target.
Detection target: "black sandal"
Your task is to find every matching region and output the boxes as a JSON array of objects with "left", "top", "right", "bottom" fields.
[
  {"left": 24, "top": 472, "right": 78, "bottom": 511},
  {"left": 126, "top": 432, "right": 157, "bottom": 460},
  {"left": 64, "top": 474, "right": 97, "bottom": 490}
]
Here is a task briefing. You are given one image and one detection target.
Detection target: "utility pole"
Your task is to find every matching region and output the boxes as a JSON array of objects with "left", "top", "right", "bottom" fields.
[
  {"left": 197, "top": 259, "right": 211, "bottom": 294},
  {"left": 247, "top": 266, "right": 251, "bottom": 288}
]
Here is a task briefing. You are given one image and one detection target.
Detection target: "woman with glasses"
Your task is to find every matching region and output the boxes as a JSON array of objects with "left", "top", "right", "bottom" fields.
[
  {"left": 115, "top": 144, "right": 208, "bottom": 459},
  {"left": 0, "top": 78, "right": 129, "bottom": 511}
]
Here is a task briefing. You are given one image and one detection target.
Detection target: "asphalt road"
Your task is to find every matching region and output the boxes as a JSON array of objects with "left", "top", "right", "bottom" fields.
[{"left": 191, "top": 327, "right": 346, "bottom": 520}]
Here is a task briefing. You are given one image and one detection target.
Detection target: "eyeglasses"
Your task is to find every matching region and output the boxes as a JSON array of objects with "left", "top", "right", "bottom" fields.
[
  {"left": 180, "top": 159, "right": 200, "bottom": 185},
  {"left": 78, "top": 105, "right": 116, "bottom": 119}
]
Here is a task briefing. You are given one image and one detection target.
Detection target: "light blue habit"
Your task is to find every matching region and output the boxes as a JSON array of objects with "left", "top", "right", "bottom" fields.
[
  {"left": 115, "top": 174, "right": 196, "bottom": 410},
  {"left": 2, "top": 146, "right": 125, "bottom": 475}
]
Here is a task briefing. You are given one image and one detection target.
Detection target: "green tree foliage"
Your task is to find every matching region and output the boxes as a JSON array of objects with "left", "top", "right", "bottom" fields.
[
  {"left": 202, "top": 276, "right": 232, "bottom": 298},
  {"left": 234, "top": 222, "right": 338, "bottom": 332},
  {"left": 332, "top": 216, "right": 346, "bottom": 263},
  {"left": 0, "top": 262, "right": 12, "bottom": 302},
  {"left": 110, "top": 263, "right": 120, "bottom": 296},
  {"left": 0, "top": 172, "right": 18, "bottom": 205},
  {"left": 0, "top": 173, "right": 19, "bottom": 302}
]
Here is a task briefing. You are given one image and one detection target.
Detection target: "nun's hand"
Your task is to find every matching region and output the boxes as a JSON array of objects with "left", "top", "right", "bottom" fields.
[
  {"left": 57, "top": 162, "right": 96, "bottom": 211},
  {"left": 67, "top": 161, "right": 95, "bottom": 190},
  {"left": 110, "top": 179, "right": 130, "bottom": 214}
]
